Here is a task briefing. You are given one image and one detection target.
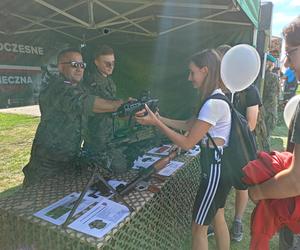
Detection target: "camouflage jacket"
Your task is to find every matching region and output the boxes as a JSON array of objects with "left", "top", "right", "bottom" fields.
[
  {"left": 32, "top": 75, "right": 95, "bottom": 162},
  {"left": 263, "top": 70, "right": 280, "bottom": 109},
  {"left": 81, "top": 70, "right": 117, "bottom": 152},
  {"left": 263, "top": 70, "right": 280, "bottom": 134}
]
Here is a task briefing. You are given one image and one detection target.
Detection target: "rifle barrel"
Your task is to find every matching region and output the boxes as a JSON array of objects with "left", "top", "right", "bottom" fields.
[{"left": 118, "top": 150, "right": 178, "bottom": 196}]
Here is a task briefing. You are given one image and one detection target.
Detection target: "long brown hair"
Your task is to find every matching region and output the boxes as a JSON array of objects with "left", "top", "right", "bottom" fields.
[{"left": 189, "top": 49, "right": 222, "bottom": 105}]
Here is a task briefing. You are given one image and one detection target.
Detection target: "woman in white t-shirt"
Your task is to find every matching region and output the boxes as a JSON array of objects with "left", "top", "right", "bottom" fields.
[{"left": 136, "top": 49, "right": 232, "bottom": 250}]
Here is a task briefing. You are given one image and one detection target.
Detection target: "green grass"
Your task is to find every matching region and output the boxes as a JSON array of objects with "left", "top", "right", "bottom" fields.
[
  {"left": 0, "top": 113, "right": 39, "bottom": 197},
  {"left": 0, "top": 112, "right": 289, "bottom": 249},
  {"left": 296, "top": 84, "right": 300, "bottom": 95}
]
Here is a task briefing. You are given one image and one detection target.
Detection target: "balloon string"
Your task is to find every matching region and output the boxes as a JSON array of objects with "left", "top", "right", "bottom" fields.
[{"left": 231, "top": 92, "right": 235, "bottom": 103}]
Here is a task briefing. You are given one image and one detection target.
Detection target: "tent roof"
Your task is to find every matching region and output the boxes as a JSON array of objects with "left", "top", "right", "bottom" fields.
[{"left": 0, "top": 0, "right": 259, "bottom": 43}]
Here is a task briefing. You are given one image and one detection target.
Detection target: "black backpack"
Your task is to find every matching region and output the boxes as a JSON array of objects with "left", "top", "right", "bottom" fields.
[{"left": 202, "top": 93, "right": 257, "bottom": 189}]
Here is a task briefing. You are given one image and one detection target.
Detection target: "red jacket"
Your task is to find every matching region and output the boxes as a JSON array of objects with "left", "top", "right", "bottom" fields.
[{"left": 242, "top": 151, "right": 300, "bottom": 250}]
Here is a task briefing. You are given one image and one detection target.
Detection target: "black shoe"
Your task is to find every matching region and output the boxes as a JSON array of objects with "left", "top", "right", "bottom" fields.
[{"left": 207, "top": 225, "right": 215, "bottom": 237}]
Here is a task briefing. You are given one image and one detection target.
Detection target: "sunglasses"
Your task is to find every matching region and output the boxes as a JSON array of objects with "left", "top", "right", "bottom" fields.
[
  {"left": 103, "top": 61, "right": 115, "bottom": 68},
  {"left": 60, "top": 61, "right": 87, "bottom": 69}
]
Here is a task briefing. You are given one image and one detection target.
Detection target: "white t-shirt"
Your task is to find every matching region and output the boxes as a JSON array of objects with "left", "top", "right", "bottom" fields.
[{"left": 197, "top": 89, "right": 231, "bottom": 146}]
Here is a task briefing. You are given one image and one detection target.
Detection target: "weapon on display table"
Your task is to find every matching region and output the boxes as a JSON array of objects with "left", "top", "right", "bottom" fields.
[
  {"left": 118, "top": 148, "right": 179, "bottom": 196},
  {"left": 62, "top": 157, "right": 133, "bottom": 229},
  {"left": 109, "top": 125, "right": 158, "bottom": 147},
  {"left": 62, "top": 146, "right": 179, "bottom": 228}
]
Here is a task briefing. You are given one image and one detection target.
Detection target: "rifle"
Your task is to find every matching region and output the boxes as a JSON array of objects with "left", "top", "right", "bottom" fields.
[
  {"left": 62, "top": 156, "right": 133, "bottom": 228},
  {"left": 118, "top": 149, "right": 178, "bottom": 196},
  {"left": 112, "top": 91, "right": 159, "bottom": 118},
  {"left": 111, "top": 91, "right": 159, "bottom": 154}
]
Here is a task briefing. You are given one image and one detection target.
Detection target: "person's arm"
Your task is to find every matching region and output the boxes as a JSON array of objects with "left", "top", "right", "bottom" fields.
[
  {"left": 246, "top": 105, "right": 259, "bottom": 131},
  {"left": 136, "top": 105, "right": 212, "bottom": 150},
  {"left": 92, "top": 97, "right": 123, "bottom": 113},
  {"left": 158, "top": 115, "right": 195, "bottom": 131},
  {"left": 249, "top": 144, "right": 300, "bottom": 202}
]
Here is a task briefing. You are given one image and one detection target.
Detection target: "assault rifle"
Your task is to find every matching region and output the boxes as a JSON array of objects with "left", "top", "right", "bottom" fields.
[
  {"left": 62, "top": 156, "right": 133, "bottom": 228},
  {"left": 111, "top": 91, "right": 159, "bottom": 146},
  {"left": 62, "top": 147, "right": 178, "bottom": 228},
  {"left": 118, "top": 148, "right": 178, "bottom": 196},
  {"left": 112, "top": 91, "right": 159, "bottom": 118}
]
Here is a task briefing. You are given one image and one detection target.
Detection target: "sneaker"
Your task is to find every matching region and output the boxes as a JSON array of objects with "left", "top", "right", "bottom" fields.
[
  {"left": 231, "top": 220, "right": 243, "bottom": 242},
  {"left": 207, "top": 225, "right": 215, "bottom": 237}
]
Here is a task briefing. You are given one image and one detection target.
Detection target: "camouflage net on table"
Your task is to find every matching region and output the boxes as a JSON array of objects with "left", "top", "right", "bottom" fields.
[{"left": 0, "top": 154, "right": 201, "bottom": 250}]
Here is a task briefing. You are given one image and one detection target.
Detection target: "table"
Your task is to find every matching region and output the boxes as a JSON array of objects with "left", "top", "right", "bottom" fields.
[{"left": 0, "top": 154, "right": 201, "bottom": 250}]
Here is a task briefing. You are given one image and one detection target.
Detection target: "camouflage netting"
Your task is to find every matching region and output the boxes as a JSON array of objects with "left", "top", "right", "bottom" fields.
[{"left": 0, "top": 154, "right": 201, "bottom": 250}]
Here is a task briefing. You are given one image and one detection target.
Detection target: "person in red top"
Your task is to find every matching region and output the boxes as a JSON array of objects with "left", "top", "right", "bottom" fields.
[
  {"left": 249, "top": 17, "right": 300, "bottom": 247},
  {"left": 243, "top": 151, "right": 300, "bottom": 250}
]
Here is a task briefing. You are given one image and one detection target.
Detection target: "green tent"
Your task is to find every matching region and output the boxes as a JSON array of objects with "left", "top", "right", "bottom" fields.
[
  {"left": 237, "top": 0, "right": 259, "bottom": 28},
  {"left": 0, "top": 0, "right": 260, "bottom": 114}
]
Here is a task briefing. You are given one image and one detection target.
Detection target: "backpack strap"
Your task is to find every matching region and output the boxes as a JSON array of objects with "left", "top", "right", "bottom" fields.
[
  {"left": 197, "top": 93, "right": 233, "bottom": 118},
  {"left": 206, "top": 93, "right": 234, "bottom": 110},
  {"left": 201, "top": 93, "right": 232, "bottom": 157},
  {"left": 206, "top": 132, "right": 223, "bottom": 158}
]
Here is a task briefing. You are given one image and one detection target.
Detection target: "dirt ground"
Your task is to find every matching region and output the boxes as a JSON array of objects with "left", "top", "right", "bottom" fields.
[{"left": 0, "top": 105, "right": 41, "bottom": 117}]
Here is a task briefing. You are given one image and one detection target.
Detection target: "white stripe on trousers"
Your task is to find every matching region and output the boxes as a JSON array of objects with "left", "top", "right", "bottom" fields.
[{"left": 195, "top": 160, "right": 221, "bottom": 224}]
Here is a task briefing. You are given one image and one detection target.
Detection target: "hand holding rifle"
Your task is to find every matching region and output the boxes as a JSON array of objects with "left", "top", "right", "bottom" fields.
[{"left": 135, "top": 104, "right": 160, "bottom": 126}]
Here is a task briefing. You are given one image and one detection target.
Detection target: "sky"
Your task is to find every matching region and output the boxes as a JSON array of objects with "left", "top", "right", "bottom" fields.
[{"left": 269, "top": 0, "right": 300, "bottom": 37}]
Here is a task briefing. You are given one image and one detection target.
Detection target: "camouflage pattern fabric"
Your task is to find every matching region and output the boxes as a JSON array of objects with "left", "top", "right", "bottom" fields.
[
  {"left": 263, "top": 69, "right": 280, "bottom": 136},
  {"left": 23, "top": 73, "right": 95, "bottom": 186},
  {"left": 82, "top": 71, "right": 128, "bottom": 174},
  {"left": 1, "top": 154, "right": 200, "bottom": 250}
]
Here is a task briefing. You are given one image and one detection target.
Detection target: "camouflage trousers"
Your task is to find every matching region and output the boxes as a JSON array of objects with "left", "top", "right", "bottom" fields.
[
  {"left": 264, "top": 107, "right": 278, "bottom": 136},
  {"left": 22, "top": 155, "right": 78, "bottom": 187}
]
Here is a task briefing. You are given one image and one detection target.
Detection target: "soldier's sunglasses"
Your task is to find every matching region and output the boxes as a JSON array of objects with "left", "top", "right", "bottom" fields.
[{"left": 60, "top": 61, "right": 87, "bottom": 69}]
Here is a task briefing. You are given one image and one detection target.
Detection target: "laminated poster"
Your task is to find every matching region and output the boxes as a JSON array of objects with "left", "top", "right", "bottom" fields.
[
  {"left": 68, "top": 198, "right": 130, "bottom": 238},
  {"left": 34, "top": 192, "right": 99, "bottom": 225}
]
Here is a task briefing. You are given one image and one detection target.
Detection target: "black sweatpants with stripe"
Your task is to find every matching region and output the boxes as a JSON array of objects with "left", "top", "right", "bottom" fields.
[{"left": 192, "top": 146, "right": 232, "bottom": 225}]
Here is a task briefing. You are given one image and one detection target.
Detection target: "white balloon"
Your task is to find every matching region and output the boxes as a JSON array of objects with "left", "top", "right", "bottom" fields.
[
  {"left": 284, "top": 95, "right": 300, "bottom": 128},
  {"left": 221, "top": 44, "right": 261, "bottom": 92}
]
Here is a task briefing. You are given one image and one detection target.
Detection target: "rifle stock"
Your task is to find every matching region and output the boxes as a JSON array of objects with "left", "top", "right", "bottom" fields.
[{"left": 153, "top": 150, "right": 177, "bottom": 171}]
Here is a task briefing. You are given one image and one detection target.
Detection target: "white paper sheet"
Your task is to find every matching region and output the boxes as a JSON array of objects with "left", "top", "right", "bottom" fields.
[
  {"left": 34, "top": 192, "right": 98, "bottom": 225},
  {"left": 132, "top": 155, "right": 161, "bottom": 169},
  {"left": 107, "top": 180, "right": 127, "bottom": 190},
  {"left": 185, "top": 145, "right": 201, "bottom": 156},
  {"left": 157, "top": 160, "right": 185, "bottom": 176},
  {"left": 68, "top": 198, "right": 130, "bottom": 238}
]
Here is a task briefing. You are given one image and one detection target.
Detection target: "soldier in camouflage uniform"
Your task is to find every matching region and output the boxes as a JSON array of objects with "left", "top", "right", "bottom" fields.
[
  {"left": 263, "top": 54, "right": 280, "bottom": 137},
  {"left": 81, "top": 45, "right": 128, "bottom": 174},
  {"left": 22, "top": 48, "right": 124, "bottom": 186}
]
